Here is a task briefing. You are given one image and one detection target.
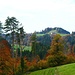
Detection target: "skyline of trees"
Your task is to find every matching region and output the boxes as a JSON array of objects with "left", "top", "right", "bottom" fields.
[{"left": 1, "top": 16, "right": 75, "bottom": 75}]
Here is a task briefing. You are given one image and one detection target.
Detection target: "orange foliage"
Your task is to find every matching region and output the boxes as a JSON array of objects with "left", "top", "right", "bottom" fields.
[
  {"left": 66, "top": 53, "right": 75, "bottom": 63},
  {"left": 38, "top": 60, "right": 48, "bottom": 69},
  {"left": 0, "top": 40, "right": 13, "bottom": 75}
]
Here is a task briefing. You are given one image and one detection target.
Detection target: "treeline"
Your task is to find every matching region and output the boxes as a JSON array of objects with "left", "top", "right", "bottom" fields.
[
  {"left": 0, "top": 16, "right": 75, "bottom": 75},
  {"left": 24, "top": 34, "right": 75, "bottom": 72}
]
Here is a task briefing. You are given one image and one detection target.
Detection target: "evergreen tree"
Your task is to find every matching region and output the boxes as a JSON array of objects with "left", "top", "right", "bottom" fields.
[
  {"left": 4, "top": 16, "right": 20, "bottom": 57},
  {"left": 31, "top": 32, "right": 37, "bottom": 57},
  {"left": 19, "top": 27, "right": 25, "bottom": 58},
  {"left": 16, "top": 26, "right": 25, "bottom": 58},
  {"left": 21, "top": 57, "right": 25, "bottom": 73},
  {"left": 0, "top": 21, "right": 3, "bottom": 36}
]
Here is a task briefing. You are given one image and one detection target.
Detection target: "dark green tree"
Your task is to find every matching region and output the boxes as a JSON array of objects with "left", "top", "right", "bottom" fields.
[
  {"left": 21, "top": 57, "right": 25, "bottom": 73},
  {"left": 0, "top": 21, "right": 3, "bottom": 36},
  {"left": 31, "top": 32, "right": 37, "bottom": 58},
  {"left": 19, "top": 27, "right": 25, "bottom": 58},
  {"left": 16, "top": 26, "right": 25, "bottom": 58},
  {"left": 4, "top": 16, "right": 20, "bottom": 57}
]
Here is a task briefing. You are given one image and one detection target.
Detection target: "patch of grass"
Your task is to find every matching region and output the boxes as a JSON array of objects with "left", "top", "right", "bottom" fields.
[
  {"left": 58, "top": 63, "right": 75, "bottom": 75},
  {"left": 14, "top": 44, "right": 31, "bottom": 51},
  {"left": 27, "top": 63, "right": 75, "bottom": 75},
  {"left": 48, "top": 30, "right": 57, "bottom": 34},
  {"left": 59, "top": 34, "right": 69, "bottom": 36},
  {"left": 29, "top": 68, "right": 55, "bottom": 75},
  {"left": 24, "top": 46, "right": 31, "bottom": 51},
  {"left": 36, "top": 34, "right": 45, "bottom": 37},
  {"left": 36, "top": 30, "right": 69, "bottom": 37}
]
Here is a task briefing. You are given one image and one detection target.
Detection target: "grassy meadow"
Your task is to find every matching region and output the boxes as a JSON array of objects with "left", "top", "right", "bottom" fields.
[
  {"left": 14, "top": 45, "right": 31, "bottom": 51},
  {"left": 25, "top": 63, "right": 75, "bottom": 75}
]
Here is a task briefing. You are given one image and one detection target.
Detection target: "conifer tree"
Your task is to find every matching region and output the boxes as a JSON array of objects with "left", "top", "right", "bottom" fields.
[
  {"left": 4, "top": 16, "right": 20, "bottom": 57},
  {"left": 0, "top": 21, "right": 3, "bottom": 36},
  {"left": 31, "top": 32, "right": 37, "bottom": 57},
  {"left": 16, "top": 26, "right": 25, "bottom": 58}
]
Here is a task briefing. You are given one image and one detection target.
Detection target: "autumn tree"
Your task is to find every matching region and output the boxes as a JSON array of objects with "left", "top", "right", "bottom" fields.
[
  {"left": 47, "top": 34, "right": 66, "bottom": 66},
  {"left": 50, "top": 34, "right": 64, "bottom": 55},
  {"left": 0, "top": 38, "right": 13, "bottom": 75}
]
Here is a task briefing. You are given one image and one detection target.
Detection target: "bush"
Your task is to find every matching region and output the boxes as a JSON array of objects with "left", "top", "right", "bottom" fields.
[
  {"left": 37, "top": 60, "right": 49, "bottom": 69},
  {"left": 66, "top": 54, "right": 75, "bottom": 64},
  {"left": 28, "top": 65, "right": 35, "bottom": 71},
  {"left": 47, "top": 54, "right": 67, "bottom": 67},
  {"left": 47, "top": 55, "right": 57, "bottom": 67}
]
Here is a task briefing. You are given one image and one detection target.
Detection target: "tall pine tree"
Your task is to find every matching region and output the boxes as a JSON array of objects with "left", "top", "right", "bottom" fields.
[{"left": 4, "top": 16, "right": 20, "bottom": 57}]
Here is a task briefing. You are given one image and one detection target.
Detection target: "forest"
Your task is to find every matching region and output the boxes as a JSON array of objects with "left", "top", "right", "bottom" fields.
[{"left": 0, "top": 16, "right": 75, "bottom": 75}]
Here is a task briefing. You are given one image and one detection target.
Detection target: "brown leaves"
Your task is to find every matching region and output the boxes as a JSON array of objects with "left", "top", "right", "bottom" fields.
[{"left": 0, "top": 40, "right": 13, "bottom": 75}]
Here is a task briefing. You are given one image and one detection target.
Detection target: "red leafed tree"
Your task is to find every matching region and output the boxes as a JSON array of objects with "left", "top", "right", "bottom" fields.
[{"left": 0, "top": 39, "right": 13, "bottom": 75}]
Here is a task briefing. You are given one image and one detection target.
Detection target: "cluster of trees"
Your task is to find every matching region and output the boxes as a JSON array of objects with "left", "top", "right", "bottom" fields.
[
  {"left": 1, "top": 16, "right": 75, "bottom": 75},
  {"left": 0, "top": 17, "right": 25, "bottom": 58},
  {"left": 0, "top": 17, "right": 26, "bottom": 75},
  {"left": 23, "top": 34, "right": 75, "bottom": 72}
]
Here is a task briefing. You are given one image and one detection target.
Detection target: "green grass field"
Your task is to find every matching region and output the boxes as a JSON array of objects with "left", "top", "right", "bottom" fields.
[
  {"left": 27, "top": 63, "right": 75, "bottom": 75},
  {"left": 58, "top": 63, "right": 75, "bottom": 75},
  {"left": 29, "top": 68, "right": 55, "bottom": 75},
  {"left": 14, "top": 45, "right": 31, "bottom": 51},
  {"left": 24, "top": 46, "right": 31, "bottom": 51},
  {"left": 36, "top": 34, "right": 45, "bottom": 36}
]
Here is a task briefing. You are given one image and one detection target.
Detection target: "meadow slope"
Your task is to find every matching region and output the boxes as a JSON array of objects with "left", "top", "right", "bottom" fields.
[{"left": 28, "top": 63, "right": 75, "bottom": 75}]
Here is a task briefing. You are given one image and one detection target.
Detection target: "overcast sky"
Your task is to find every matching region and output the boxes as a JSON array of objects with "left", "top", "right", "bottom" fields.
[{"left": 0, "top": 0, "right": 75, "bottom": 33}]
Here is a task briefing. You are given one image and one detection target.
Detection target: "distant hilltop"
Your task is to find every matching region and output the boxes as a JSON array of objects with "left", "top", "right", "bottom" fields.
[{"left": 36, "top": 27, "right": 70, "bottom": 35}]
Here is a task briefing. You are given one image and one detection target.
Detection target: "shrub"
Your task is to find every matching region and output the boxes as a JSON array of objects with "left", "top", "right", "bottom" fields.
[
  {"left": 66, "top": 53, "right": 75, "bottom": 64},
  {"left": 37, "top": 60, "right": 49, "bottom": 69},
  {"left": 47, "top": 54, "right": 67, "bottom": 67},
  {"left": 47, "top": 55, "right": 57, "bottom": 67}
]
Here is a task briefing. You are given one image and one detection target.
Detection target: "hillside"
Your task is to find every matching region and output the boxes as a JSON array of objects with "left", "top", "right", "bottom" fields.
[
  {"left": 36, "top": 27, "right": 70, "bottom": 48},
  {"left": 28, "top": 63, "right": 75, "bottom": 75},
  {"left": 36, "top": 27, "right": 70, "bottom": 36},
  {"left": 1, "top": 27, "right": 70, "bottom": 45}
]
